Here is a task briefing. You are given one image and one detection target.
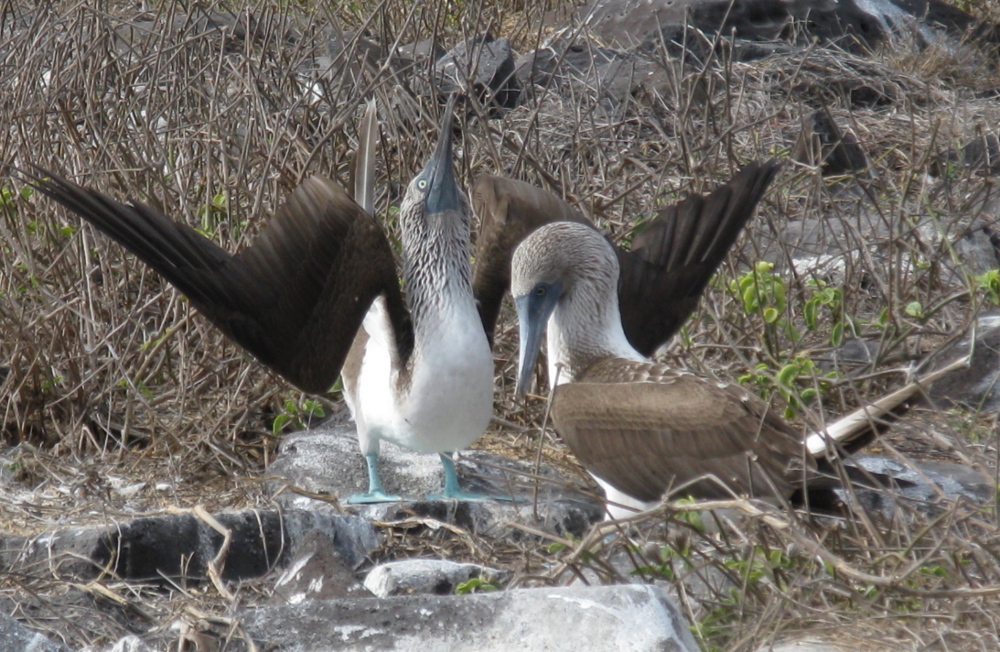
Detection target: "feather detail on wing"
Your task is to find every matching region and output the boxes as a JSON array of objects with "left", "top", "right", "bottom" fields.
[
  {"left": 552, "top": 357, "right": 812, "bottom": 502},
  {"left": 617, "top": 161, "right": 781, "bottom": 356},
  {"left": 28, "top": 169, "right": 411, "bottom": 394}
]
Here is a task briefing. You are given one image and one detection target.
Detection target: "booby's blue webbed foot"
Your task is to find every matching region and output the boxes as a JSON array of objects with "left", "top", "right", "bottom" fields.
[
  {"left": 347, "top": 452, "right": 402, "bottom": 504},
  {"left": 346, "top": 489, "right": 403, "bottom": 504},
  {"left": 424, "top": 453, "right": 523, "bottom": 502},
  {"left": 423, "top": 488, "right": 522, "bottom": 502}
]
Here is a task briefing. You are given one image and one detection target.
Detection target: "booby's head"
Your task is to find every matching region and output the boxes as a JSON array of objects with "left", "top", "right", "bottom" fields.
[
  {"left": 404, "top": 97, "right": 461, "bottom": 218},
  {"left": 512, "top": 222, "right": 622, "bottom": 396}
]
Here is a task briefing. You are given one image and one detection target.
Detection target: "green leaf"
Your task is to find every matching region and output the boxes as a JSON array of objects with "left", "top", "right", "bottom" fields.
[
  {"left": 831, "top": 322, "right": 844, "bottom": 347},
  {"left": 272, "top": 414, "right": 291, "bottom": 436},
  {"left": 777, "top": 363, "right": 799, "bottom": 388},
  {"left": 905, "top": 301, "right": 923, "bottom": 318},
  {"left": 763, "top": 307, "right": 779, "bottom": 323},
  {"left": 772, "top": 278, "right": 787, "bottom": 311},
  {"left": 804, "top": 300, "right": 818, "bottom": 331}
]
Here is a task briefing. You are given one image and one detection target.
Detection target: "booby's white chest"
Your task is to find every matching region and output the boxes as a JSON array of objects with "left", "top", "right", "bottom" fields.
[{"left": 356, "top": 297, "right": 493, "bottom": 454}]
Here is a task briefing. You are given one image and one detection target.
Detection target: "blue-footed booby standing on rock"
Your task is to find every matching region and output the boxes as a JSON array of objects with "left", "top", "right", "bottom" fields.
[
  {"left": 26, "top": 101, "right": 497, "bottom": 503},
  {"left": 510, "top": 164, "right": 889, "bottom": 518}
]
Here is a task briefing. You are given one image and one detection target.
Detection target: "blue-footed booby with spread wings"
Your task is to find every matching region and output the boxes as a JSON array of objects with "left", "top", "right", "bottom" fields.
[{"left": 27, "top": 101, "right": 499, "bottom": 503}]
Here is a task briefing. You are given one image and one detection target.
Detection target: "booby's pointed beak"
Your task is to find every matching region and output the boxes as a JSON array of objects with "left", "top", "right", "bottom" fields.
[
  {"left": 514, "top": 281, "right": 562, "bottom": 397},
  {"left": 423, "top": 96, "right": 459, "bottom": 214}
]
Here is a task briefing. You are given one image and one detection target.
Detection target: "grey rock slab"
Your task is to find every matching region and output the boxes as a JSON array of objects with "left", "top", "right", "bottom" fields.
[
  {"left": 364, "top": 559, "right": 509, "bottom": 598},
  {"left": 238, "top": 584, "right": 698, "bottom": 652},
  {"left": 0, "top": 508, "right": 376, "bottom": 583},
  {"left": 516, "top": 37, "right": 658, "bottom": 111},
  {"left": 928, "top": 312, "right": 1000, "bottom": 412},
  {"left": 270, "top": 426, "right": 604, "bottom": 539},
  {"left": 0, "top": 612, "right": 68, "bottom": 652}
]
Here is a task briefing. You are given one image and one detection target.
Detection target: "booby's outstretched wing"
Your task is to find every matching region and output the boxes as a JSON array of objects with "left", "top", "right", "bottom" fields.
[
  {"left": 471, "top": 161, "right": 780, "bottom": 354},
  {"left": 26, "top": 170, "right": 412, "bottom": 394},
  {"left": 618, "top": 161, "right": 781, "bottom": 356}
]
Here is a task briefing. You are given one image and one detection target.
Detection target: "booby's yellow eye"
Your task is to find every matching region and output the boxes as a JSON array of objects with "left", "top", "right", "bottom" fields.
[{"left": 417, "top": 179, "right": 428, "bottom": 190}]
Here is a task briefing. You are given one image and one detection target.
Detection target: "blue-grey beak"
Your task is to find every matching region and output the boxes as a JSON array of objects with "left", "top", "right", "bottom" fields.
[
  {"left": 423, "top": 96, "right": 459, "bottom": 214},
  {"left": 515, "top": 282, "right": 562, "bottom": 396}
]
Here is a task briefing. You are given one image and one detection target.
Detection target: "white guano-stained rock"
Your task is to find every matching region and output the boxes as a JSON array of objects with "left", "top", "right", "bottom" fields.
[
  {"left": 239, "top": 584, "right": 698, "bottom": 652},
  {"left": 364, "top": 559, "right": 508, "bottom": 597}
]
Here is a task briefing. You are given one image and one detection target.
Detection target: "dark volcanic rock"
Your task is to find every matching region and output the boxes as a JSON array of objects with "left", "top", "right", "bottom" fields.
[
  {"left": 271, "top": 529, "right": 373, "bottom": 603},
  {"left": 238, "top": 585, "right": 698, "bottom": 652},
  {"left": 928, "top": 313, "right": 1000, "bottom": 413},
  {"left": 577, "top": 0, "right": 998, "bottom": 54},
  {"left": 852, "top": 454, "right": 995, "bottom": 514},
  {"left": 515, "top": 37, "right": 678, "bottom": 111},
  {"left": 435, "top": 33, "right": 521, "bottom": 109},
  {"left": 0, "top": 508, "right": 376, "bottom": 583},
  {"left": 793, "top": 108, "right": 869, "bottom": 176},
  {"left": 932, "top": 132, "right": 1000, "bottom": 177}
]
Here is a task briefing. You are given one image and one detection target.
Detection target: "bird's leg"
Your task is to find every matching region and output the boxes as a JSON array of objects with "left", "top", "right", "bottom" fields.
[
  {"left": 424, "top": 453, "right": 519, "bottom": 502},
  {"left": 346, "top": 453, "right": 403, "bottom": 504}
]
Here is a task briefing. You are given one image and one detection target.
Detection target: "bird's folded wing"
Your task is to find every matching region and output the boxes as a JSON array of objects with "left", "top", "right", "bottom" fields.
[{"left": 552, "top": 361, "right": 808, "bottom": 502}]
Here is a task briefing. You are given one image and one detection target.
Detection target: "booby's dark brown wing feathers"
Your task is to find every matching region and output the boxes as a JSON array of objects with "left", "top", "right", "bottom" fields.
[
  {"left": 29, "top": 170, "right": 411, "bottom": 394},
  {"left": 552, "top": 357, "right": 813, "bottom": 502},
  {"left": 618, "top": 160, "right": 781, "bottom": 356},
  {"left": 471, "top": 162, "right": 780, "bottom": 353},
  {"left": 471, "top": 175, "right": 590, "bottom": 345}
]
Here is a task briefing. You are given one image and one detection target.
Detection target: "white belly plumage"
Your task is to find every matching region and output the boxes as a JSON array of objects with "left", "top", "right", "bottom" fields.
[{"left": 352, "top": 297, "right": 494, "bottom": 455}]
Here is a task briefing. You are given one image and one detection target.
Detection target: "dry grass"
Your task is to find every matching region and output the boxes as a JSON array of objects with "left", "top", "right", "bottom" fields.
[{"left": 2, "top": 0, "right": 1000, "bottom": 650}]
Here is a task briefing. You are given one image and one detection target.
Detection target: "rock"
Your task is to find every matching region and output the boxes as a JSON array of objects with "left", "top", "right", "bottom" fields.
[
  {"left": 238, "top": 585, "right": 698, "bottom": 652},
  {"left": 954, "top": 225, "right": 1000, "bottom": 277},
  {"left": 271, "top": 530, "right": 373, "bottom": 604},
  {"left": 932, "top": 132, "right": 1000, "bottom": 177},
  {"left": 317, "top": 28, "right": 384, "bottom": 88},
  {"left": 0, "top": 508, "right": 377, "bottom": 583},
  {"left": 577, "top": 0, "right": 997, "bottom": 54},
  {"left": 928, "top": 312, "right": 1000, "bottom": 412},
  {"left": 364, "top": 559, "right": 509, "bottom": 598},
  {"left": 850, "top": 454, "right": 995, "bottom": 516},
  {"left": 97, "top": 635, "right": 157, "bottom": 652},
  {"left": 517, "top": 38, "right": 652, "bottom": 110},
  {"left": 0, "top": 612, "right": 67, "bottom": 652},
  {"left": 269, "top": 426, "right": 603, "bottom": 539},
  {"left": 793, "top": 109, "right": 868, "bottom": 176},
  {"left": 396, "top": 38, "right": 446, "bottom": 66},
  {"left": 434, "top": 33, "right": 520, "bottom": 109}
]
